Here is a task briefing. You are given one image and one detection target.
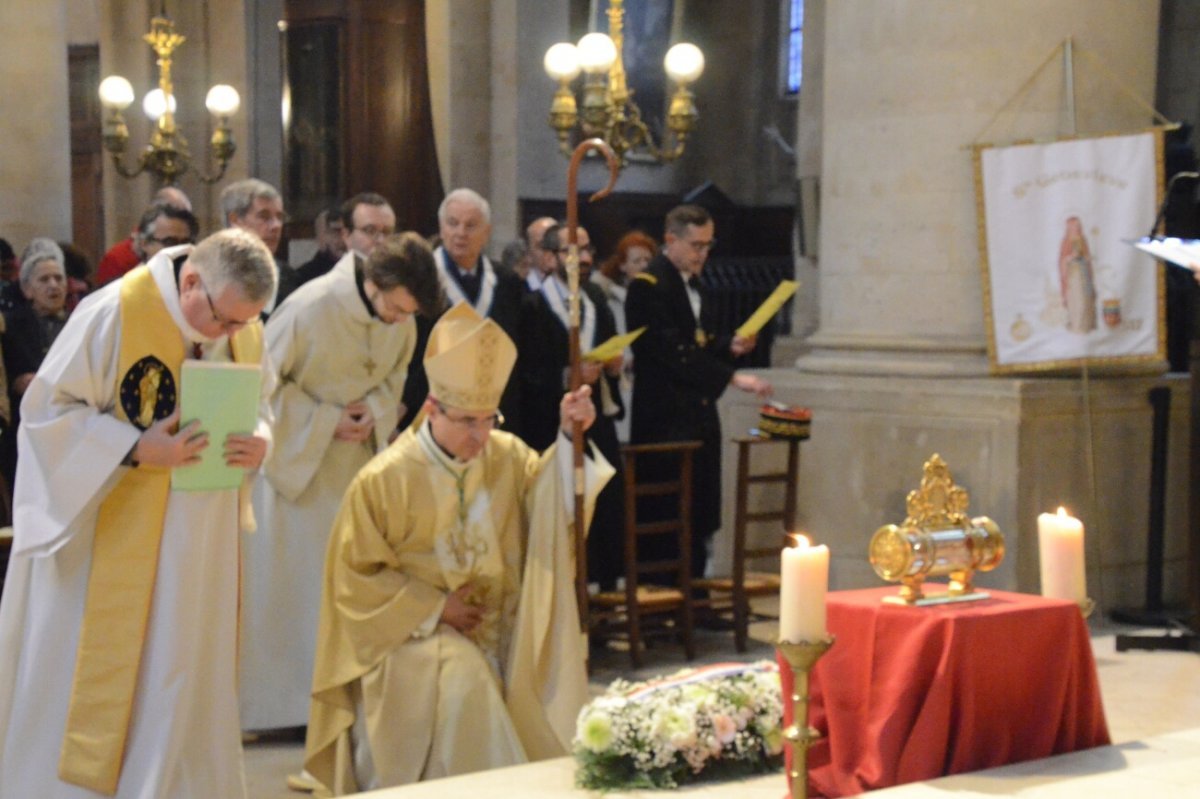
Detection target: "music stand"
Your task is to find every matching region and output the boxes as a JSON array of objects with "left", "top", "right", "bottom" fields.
[{"left": 1114, "top": 237, "right": 1200, "bottom": 652}]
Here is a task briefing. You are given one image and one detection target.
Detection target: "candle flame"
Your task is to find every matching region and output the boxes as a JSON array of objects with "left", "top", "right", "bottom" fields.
[
  {"left": 787, "top": 533, "right": 810, "bottom": 548},
  {"left": 1057, "top": 506, "right": 1069, "bottom": 519}
]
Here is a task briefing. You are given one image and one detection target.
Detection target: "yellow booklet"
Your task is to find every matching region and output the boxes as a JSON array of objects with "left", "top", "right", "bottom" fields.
[
  {"left": 735, "top": 280, "right": 799, "bottom": 338},
  {"left": 583, "top": 326, "right": 646, "bottom": 362},
  {"left": 172, "top": 361, "right": 262, "bottom": 492}
]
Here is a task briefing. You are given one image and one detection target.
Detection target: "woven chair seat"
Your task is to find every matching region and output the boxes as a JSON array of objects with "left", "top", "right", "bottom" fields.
[
  {"left": 591, "top": 584, "right": 685, "bottom": 609},
  {"left": 693, "top": 571, "right": 781, "bottom": 595}
]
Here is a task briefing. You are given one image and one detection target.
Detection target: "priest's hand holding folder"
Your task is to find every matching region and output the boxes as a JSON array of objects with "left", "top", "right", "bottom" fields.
[
  {"left": 130, "top": 406, "right": 267, "bottom": 471},
  {"left": 131, "top": 407, "right": 209, "bottom": 468},
  {"left": 223, "top": 431, "right": 268, "bottom": 469}
]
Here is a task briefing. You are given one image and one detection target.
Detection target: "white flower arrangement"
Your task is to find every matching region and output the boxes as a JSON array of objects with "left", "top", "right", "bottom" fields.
[{"left": 573, "top": 661, "right": 784, "bottom": 790}]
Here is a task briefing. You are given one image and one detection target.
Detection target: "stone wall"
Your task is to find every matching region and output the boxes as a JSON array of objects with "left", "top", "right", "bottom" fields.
[{"left": 0, "top": 1, "right": 72, "bottom": 247}]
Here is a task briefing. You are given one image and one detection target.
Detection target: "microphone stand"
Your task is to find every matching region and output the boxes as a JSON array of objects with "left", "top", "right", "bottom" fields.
[
  {"left": 1147, "top": 171, "right": 1200, "bottom": 238},
  {"left": 1113, "top": 169, "right": 1200, "bottom": 654}
]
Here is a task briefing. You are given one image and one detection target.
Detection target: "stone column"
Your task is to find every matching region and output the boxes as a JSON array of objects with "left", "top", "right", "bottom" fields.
[
  {"left": 804, "top": 0, "right": 1159, "bottom": 377},
  {"left": 426, "top": 1, "right": 492, "bottom": 202},
  {"left": 715, "top": 1, "right": 1185, "bottom": 616},
  {"left": 0, "top": 0, "right": 72, "bottom": 247}
]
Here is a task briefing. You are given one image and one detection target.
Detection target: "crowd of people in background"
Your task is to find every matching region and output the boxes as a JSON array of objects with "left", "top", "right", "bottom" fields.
[{"left": 0, "top": 180, "right": 774, "bottom": 554}]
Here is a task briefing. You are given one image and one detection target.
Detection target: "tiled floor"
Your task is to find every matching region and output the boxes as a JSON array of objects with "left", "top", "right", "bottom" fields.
[{"left": 243, "top": 613, "right": 1200, "bottom": 799}]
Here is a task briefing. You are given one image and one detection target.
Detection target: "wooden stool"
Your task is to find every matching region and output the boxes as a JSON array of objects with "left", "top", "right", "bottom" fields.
[{"left": 694, "top": 434, "right": 801, "bottom": 651}]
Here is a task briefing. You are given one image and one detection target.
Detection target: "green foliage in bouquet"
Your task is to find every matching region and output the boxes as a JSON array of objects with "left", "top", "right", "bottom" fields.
[{"left": 572, "top": 661, "right": 784, "bottom": 791}]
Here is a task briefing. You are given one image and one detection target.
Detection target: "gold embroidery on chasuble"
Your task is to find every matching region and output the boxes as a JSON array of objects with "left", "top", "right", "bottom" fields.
[
  {"left": 438, "top": 320, "right": 503, "bottom": 409},
  {"left": 420, "top": 429, "right": 517, "bottom": 671},
  {"left": 121, "top": 358, "right": 176, "bottom": 430},
  {"left": 430, "top": 467, "right": 507, "bottom": 664}
]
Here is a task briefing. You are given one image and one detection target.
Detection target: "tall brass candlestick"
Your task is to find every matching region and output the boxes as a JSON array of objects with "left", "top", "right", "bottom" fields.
[{"left": 778, "top": 637, "right": 834, "bottom": 799}]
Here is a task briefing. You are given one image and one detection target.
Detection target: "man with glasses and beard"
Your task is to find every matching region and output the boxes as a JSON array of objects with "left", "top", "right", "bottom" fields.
[
  {"left": 303, "top": 303, "right": 611, "bottom": 794},
  {"left": 96, "top": 186, "right": 194, "bottom": 285},
  {"left": 518, "top": 222, "right": 626, "bottom": 591},
  {"left": 97, "top": 201, "right": 199, "bottom": 286}
]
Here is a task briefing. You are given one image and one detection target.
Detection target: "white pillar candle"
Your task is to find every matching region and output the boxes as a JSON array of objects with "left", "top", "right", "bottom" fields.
[
  {"left": 779, "top": 533, "right": 829, "bottom": 642},
  {"left": 1037, "top": 507, "right": 1087, "bottom": 603}
]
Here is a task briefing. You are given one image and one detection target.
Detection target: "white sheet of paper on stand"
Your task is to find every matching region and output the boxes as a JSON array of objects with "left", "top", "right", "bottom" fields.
[{"left": 1128, "top": 237, "right": 1200, "bottom": 271}]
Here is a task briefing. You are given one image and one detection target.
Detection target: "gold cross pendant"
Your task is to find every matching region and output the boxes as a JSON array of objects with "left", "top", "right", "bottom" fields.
[{"left": 364, "top": 356, "right": 377, "bottom": 376}]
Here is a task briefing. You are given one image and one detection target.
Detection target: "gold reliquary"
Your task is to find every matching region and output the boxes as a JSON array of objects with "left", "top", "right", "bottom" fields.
[{"left": 869, "top": 454, "right": 1005, "bottom": 605}]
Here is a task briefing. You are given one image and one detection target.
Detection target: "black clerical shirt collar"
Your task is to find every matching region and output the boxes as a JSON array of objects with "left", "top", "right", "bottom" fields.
[
  {"left": 172, "top": 253, "right": 188, "bottom": 285},
  {"left": 352, "top": 254, "right": 380, "bottom": 319}
]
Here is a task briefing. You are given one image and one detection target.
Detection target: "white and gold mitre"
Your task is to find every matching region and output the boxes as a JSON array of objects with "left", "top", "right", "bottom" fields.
[{"left": 424, "top": 302, "right": 517, "bottom": 411}]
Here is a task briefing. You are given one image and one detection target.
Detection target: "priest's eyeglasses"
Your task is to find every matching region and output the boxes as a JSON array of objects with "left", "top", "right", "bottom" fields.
[
  {"left": 201, "top": 280, "right": 257, "bottom": 333},
  {"left": 434, "top": 401, "right": 504, "bottom": 432}
]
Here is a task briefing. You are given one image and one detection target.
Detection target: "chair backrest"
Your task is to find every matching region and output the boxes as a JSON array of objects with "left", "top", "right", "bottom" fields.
[{"left": 620, "top": 440, "right": 704, "bottom": 591}]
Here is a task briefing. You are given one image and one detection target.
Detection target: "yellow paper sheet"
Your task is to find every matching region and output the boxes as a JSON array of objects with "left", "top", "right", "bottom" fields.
[
  {"left": 736, "top": 280, "right": 799, "bottom": 338},
  {"left": 583, "top": 327, "right": 646, "bottom": 362}
]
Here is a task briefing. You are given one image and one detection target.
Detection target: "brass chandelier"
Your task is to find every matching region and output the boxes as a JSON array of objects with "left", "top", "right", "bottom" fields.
[
  {"left": 97, "top": 7, "right": 239, "bottom": 186},
  {"left": 543, "top": 0, "right": 704, "bottom": 164}
]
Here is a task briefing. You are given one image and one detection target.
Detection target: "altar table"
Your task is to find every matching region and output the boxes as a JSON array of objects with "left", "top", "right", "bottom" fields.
[{"left": 782, "top": 586, "right": 1110, "bottom": 797}]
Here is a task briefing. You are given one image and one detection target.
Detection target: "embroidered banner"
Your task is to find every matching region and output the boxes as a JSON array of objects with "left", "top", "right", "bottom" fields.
[{"left": 975, "top": 131, "right": 1164, "bottom": 372}]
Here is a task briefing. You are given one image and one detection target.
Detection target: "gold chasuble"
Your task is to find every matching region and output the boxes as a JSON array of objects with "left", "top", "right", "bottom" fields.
[
  {"left": 304, "top": 304, "right": 612, "bottom": 794},
  {"left": 57, "top": 265, "right": 263, "bottom": 795}
]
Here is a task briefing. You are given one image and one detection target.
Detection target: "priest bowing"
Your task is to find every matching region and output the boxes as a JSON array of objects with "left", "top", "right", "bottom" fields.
[{"left": 0, "top": 229, "right": 278, "bottom": 798}]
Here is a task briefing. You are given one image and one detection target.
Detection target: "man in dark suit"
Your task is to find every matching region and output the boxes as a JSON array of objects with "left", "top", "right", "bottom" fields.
[
  {"left": 626, "top": 204, "right": 772, "bottom": 582},
  {"left": 519, "top": 223, "right": 625, "bottom": 588},
  {"left": 401, "top": 188, "right": 526, "bottom": 435}
]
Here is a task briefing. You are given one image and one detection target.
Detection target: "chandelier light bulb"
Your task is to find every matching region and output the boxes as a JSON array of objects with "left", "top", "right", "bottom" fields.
[
  {"left": 98, "top": 75, "right": 135, "bottom": 110},
  {"left": 142, "top": 88, "right": 177, "bottom": 121},
  {"left": 664, "top": 42, "right": 705, "bottom": 84},
  {"left": 576, "top": 32, "right": 618, "bottom": 74},
  {"left": 205, "top": 84, "right": 241, "bottom": 117},
  {"left": 544, "top": 42, "right": 581, "bottom": 82}
]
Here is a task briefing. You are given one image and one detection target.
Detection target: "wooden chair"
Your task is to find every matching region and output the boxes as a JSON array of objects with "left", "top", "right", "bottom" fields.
[
  {"left": 589, "top": 440, "right": 703, "bottom": 668},
  {"left": 693, "top": 434, "right": 801, "bottom": 651}
]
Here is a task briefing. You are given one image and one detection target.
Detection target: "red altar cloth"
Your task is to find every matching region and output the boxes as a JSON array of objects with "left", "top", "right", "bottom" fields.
[{"left": 779, "top": 586, "right": 1110, "bottom": 797}]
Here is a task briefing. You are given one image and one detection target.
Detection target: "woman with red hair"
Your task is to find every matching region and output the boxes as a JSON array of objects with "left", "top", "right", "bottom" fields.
[{"left": 592, "top": 231, "right": 657, "bottom": 440}]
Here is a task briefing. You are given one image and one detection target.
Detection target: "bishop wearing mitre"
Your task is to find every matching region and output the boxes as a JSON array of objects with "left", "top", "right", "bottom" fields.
[{"left": 303, "top": 302, "right": 612, "bottom": 795}]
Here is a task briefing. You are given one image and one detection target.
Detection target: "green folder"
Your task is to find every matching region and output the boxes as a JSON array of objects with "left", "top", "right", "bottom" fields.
[{"left": 172, "top": 360, "right": 262, "bottom": 492}]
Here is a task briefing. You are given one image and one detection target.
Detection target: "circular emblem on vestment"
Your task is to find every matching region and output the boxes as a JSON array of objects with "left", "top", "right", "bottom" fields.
[{"left": 119, "top": 356, "right": 177, "bottom": 430}]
